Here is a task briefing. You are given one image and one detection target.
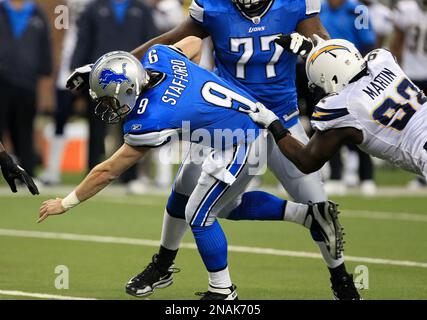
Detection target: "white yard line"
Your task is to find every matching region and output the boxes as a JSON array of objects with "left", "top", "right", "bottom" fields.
[
  {"left": 0, "top": 290, "right": 97, "bottom": 300},
  {"left": 344, "top": 210, "right": 427, "bottom": 223},
  {"left": 1, "top": 228, "right": 426, "bottom": 269}
]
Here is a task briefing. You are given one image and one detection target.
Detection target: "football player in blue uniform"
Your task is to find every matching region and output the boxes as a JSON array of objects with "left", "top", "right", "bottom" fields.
[
  {"left": 66, "top": 0, "right": 360, "bottom": 300},
  {"left": 42, "top": 37, "right": 344, "bottom": 299}
]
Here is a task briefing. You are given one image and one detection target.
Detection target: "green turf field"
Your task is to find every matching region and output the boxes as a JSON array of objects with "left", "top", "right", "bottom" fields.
[{"left": 1, "top": 191, "right": 427, "bottom": 300}]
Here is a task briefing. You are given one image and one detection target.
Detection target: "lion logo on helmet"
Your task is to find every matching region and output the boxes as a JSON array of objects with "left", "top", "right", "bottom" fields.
[{"left": 99, "top": 63, "right": 130, "bottom": 89}]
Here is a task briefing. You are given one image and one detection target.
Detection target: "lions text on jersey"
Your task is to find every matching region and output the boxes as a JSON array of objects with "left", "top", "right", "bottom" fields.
[
  {"left": 189, "top": 0, "right": 321, "bottom": 126},
  {"left": 311, "top": 49, "right": 427, "bottom": 176},
  {"left": 123, "top": 45, "right": 261, "bottom": 150}
]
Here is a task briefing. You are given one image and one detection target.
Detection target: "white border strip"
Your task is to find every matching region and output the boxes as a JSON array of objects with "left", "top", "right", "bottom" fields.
[
  {"left": 0, "top": 290, "right": 97, "bottom": 300},
  {"left": 1, "top": 229, "right": 427, "bottom": 269}
]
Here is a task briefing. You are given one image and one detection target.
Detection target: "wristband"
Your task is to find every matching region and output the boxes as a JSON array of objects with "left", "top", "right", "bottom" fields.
[
  {"left": 268, "top": 120, "right": 290, "bottom": 142},
  {"left": 61, "top": 191, "right": 80, "bottom": 210}
]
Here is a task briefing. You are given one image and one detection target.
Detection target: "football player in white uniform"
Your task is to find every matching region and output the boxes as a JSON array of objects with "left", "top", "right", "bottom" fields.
[
  {"left": 250, "top": 36, "right": 427, "bottom": 182},
  {"left": 391, "top": 0, "right": 427, "bottom": 84},
  {"left": 390, "top": 0, "right": 427, "bottom": 187}
]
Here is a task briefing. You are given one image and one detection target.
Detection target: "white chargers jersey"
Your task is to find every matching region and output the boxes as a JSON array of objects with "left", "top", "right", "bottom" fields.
[
  {"left": 311, "top": 49, "right": 427, "bottom": 176},
  {"left": 394, "top": 0, "right": 427, "bottom": 81}
]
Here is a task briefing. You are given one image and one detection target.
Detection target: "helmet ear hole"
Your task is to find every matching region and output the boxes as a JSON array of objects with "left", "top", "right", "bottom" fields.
[{"left": 332, "top": 75, "right": 338, "bottom": 84}]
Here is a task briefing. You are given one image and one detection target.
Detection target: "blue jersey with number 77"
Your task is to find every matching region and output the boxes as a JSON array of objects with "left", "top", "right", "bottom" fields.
[
  {"left": 123, "top": 45, "right": 261, "bottom": 150},
  {"left": 189, "top": 0, "right": 321, "bottom": 127}
]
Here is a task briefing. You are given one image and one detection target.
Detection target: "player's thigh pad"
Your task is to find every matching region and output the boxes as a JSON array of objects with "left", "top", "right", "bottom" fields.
[
  {"left": 267, "top": 121, "right": 327, "bottom": 203},
  {"left": 166, "top": 143, "right": 209, "bottom": 218},
  {"left": 186, "top": 134, "right": 268, "bottom": 226}
]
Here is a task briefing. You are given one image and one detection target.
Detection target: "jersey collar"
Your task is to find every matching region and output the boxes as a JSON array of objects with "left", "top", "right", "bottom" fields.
[{"left": 233, "top": 0, "right": 275, "bottom": 25}]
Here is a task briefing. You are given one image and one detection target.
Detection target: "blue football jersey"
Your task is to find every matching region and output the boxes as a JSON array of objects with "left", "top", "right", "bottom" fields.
[
  {"left": 189, "top": 0, "right": 321, "bottom": 126},
  {"left": 123, "top": 45, "right": 261, "bottom": 150}
]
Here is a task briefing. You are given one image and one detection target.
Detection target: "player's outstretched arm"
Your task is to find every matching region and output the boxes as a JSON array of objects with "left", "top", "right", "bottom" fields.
[
  {"left": 131, "top": 17, "right": 209, "bottom": 60},
  {"left": 174, "top": 36, "right": 203, "bottom": 64},
  {"left": 37, "top": 144, "right": 149, "bottom": 223},
  {"left": 249, "top": 104, "right": 362, "bottom": 174},
  {"left": 273, "top": 128, "right": 361, "bottom": 174}
]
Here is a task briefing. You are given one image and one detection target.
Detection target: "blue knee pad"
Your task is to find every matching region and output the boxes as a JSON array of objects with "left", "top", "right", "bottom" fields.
[
  {"left": 166, "top": 190, "right": 189, "bottom": 220},
  {"left": 227, "top": 191, "right": 286, "bottom": 221},
  {"left": 191, "top": 220, "right": 228, "bottom": 272}
]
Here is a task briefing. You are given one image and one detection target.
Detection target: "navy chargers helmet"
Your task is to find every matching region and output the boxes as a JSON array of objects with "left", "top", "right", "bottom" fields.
[{"left": 232, "top": 0, "right": 273, "bottom": 17}]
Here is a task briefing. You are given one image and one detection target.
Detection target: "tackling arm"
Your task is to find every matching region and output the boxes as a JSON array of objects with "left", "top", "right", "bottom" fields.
[
  {"left": 249, "top": 105, "right": 362, "bottom": 174},
  {"left": 274, "top": 127, "right": 362, "bottom": 174},
  {"left": 38, "top": 144, "right": 149, "bottom": 223}
]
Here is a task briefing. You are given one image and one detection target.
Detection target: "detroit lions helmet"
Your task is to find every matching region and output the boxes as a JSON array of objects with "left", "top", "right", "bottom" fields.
[
  {"left": 89, "top": 51, "right": 149, "bottom": 124},
  {"left": 305, "top": 38, "right": 366, "bottom": 94},
  {"left": 232, "top": 0, "right": 273, "bottom": 17}
]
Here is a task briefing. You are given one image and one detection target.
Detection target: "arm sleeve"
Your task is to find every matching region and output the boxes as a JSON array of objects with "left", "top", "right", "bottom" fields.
[
  {"left": 299, "top": 0, "right": 321, "bottom": 22},
  {"left": 305, "top": 0, "right": 321, "bottom": 15},
  {"left": 70, "top": 4, "right": 94, "bottom": 69},
  {"left": 124, "top": 129, "right": 179, "bottom": 148},
  {"left": 310, "top": 96, "right": 361, "bottom": 132},
  {"left": 142, "top": 44, "right": 189, "bottom": 70},
  {"left": 37, "top": 10, "right": 53, "bottom": 76},
  {"left": 189, "top": 0, "right": 205, "bottom": 26}
]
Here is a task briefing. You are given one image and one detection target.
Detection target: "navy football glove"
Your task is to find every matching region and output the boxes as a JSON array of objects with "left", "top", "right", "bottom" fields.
[{"left": 0, "top": 152, "right": 39, "bottom": 195}]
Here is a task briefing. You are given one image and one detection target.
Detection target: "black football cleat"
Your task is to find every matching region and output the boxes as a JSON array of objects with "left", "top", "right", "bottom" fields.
[
  {"left": 196, "top": 285, "right": 238, "bottom": 300},
  {"left": 305, "top": 201, "right": 344, "bottom": 260},
  {"left": 126, "top": 254, "right": 179, "bottom": 297},
  {"left": 331, "top": 274, "right": 362, "bottom": 300}
]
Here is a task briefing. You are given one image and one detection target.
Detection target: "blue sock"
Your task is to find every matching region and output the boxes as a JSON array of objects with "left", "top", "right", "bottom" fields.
[
  {"left": 227, "top": 191, "right": 287, "bottom": 221},
  {"left": 191, "top": 220, "right": 228, "bottom": 272}
]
